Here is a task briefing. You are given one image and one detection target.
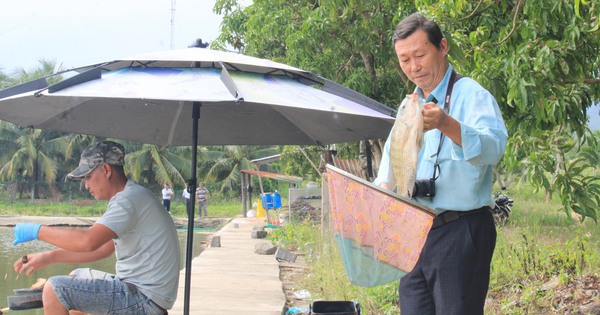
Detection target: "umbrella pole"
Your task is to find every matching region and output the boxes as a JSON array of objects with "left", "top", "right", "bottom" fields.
[{"left": 183, "top": 102, "right": 200, "bottom": 315}]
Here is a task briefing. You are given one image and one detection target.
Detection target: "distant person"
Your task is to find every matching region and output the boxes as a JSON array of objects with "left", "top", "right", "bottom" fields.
[
  {"left": 195, "top": 182, "right": 209, "bottom": 217},
  {"left": 12, "top": 140, "right": 180, "bottom": 314},
  {"left": 182, "top": 184, "right": 192, "bottom": 217},
  {"left": 188, "top": 38, "right": 209, "bottom": 48},
  {"left": 162, "top": 183, "right": 174, "bottom": 213}
]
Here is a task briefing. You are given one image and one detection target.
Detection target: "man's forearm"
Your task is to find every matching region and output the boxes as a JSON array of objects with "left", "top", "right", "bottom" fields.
[
  {"left": 46, "top": 241, "right": 115, "bottom": 264},
  {"left": 38, "top": 224, "right": 116, "bottom": 252}
]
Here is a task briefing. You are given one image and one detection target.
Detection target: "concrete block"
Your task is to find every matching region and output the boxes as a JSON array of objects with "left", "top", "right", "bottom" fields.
[{"left": 210, "top": 236, "right": 221, "bottom": 247}]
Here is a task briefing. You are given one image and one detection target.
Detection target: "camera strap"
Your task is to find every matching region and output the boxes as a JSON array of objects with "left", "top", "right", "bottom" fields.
[{"left": 431, "top": 69, "right": 463, "bottom": 180}]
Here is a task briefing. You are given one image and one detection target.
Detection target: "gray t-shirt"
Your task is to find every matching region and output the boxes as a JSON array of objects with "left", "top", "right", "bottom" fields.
[{"left": 97, "top": 180, "right": 180, "bottom": 309}]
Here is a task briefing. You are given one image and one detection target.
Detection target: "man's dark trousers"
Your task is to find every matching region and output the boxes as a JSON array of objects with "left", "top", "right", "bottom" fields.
[{"left": 399, "top": 209, "right": 497, "bottom": 315}]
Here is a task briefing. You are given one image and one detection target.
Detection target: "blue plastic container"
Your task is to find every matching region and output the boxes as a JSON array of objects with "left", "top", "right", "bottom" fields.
[
  {"left": 272, "top": 191, "right": 282, "bottom": 209},
  {"left": 261, "top": 193, "right": 273, "bottom": 210}
]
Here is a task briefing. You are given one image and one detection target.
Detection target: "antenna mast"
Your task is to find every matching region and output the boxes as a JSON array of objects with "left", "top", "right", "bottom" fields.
[{"left": 170, "top": 0, "right": 176, "bottom": 49}]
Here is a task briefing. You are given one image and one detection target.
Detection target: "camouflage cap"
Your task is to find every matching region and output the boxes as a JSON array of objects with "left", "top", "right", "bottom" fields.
[{"left": 67, "top": 141, "right": 125, "bottom": 179}]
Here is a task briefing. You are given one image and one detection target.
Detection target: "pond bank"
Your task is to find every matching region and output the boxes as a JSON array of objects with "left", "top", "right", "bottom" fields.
[{"left": 0, "top": 215, "right": 230, "bottom": 230}]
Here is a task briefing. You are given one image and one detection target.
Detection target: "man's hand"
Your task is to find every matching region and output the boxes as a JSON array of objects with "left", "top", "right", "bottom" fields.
[
  {"left": 422, "top": 102, "right": 462, "bottom": 146},
  {"left": 422, "top": 102, "right": 448, "bottom": 132},
  {"left": 13, "top": 223, "right": 42, "bottom": 246},
  {"left": 14, "top": 252, "right": 51, "bottom": 275}
]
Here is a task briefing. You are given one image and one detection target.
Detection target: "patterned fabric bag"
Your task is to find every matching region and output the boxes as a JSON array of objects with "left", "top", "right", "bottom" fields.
[{"left": 326, "top": 165, "right": 435, "bottom": 287}]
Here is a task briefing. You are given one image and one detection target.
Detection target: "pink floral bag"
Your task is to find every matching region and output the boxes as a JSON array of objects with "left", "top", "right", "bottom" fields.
[{"left": 326, "top": 165, "right": 435, "bottom": 287}]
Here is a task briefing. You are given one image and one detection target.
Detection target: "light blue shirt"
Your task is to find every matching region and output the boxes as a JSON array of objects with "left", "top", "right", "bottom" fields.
[{"left": 374, "top": 65, "right": 508, "bottom": 214}]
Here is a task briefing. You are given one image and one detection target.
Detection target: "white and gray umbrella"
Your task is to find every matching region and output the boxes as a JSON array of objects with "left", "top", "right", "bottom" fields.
[{"left": 0, "top": 48, "right": 394, "bottom": 314}]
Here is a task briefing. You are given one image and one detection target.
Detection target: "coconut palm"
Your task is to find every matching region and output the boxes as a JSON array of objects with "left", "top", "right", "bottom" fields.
[
  {"left": 0, "top": 60, "right": 66, "bottom": 199},
  {"left": 0, "top": 69, "right": 11, "bottom": 89},
  {"left": 10, "top": 59, "right": 63, "bottom": 85},
  {"left": 203, "top": 145, "right": 279, "bottom": 195},
  {"left": 125, "top": 143, "right": 191, "bottom": 188},
  {"left": 0, "top": 123, "right": 65, "bottom": 199}
]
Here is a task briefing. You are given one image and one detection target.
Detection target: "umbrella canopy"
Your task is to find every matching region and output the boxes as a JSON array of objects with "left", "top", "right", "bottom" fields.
[
  {"left": 0, "top": 48, "right": 395, "bottom": 314},
  {"left": 0, "top": 49, "right": 393, "bottom": 146}
]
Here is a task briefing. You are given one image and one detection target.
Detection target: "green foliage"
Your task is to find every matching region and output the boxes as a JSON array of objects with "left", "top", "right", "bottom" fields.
[
  {"left": 0, "top": 194, "right": 244, "bottom": 219},
  {"left": 510, "top": 127, "right": 600, "bottom": 221},
  {"left": 202, "top": 145, "right": 280, "bottom": 195},
  {"left": 0, "top": 199, "right": 107, "bottom": 217},
  {"left": 214, "top": 0, "right": 600, "bottom": 221},
  {"left": 489, "top": 230, "right": 599, "bottom": 313},
  {"left": 272, "top": 186, "right": 599, "bottom": 314},
  {"left": 267, "top": 220, "right": 320, "bottom": 250}
]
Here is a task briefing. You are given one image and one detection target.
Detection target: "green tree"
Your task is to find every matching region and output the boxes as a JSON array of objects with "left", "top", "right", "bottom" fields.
[
  {"left": 0, "top": 123, "right": 64, "bottom": 199},
  {"left": 9, "top": 59, "right": 62, "bottom": 85},
  {"left": 125, "top": 143, "right": 190, "bottom": 188},
  {"left": 203, "top": 145, "right": 279, "bottom": 195},
  {"left": 0, "top": 69, "right": 11, "bottom": 89},
  {"left": 0, "top": 60, "right": 66, "bottom": 200},
  {"left": 213, "top": 0, "right": 600, "bottom": 221}
]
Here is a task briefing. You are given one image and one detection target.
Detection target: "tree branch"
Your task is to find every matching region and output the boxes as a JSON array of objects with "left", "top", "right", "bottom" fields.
[
  {"left": 494, "top": 0, "right": 525, "bottom": 46},
  {"left": 359, "top": 50, "right": 377, "bottom": 81},
  {"left": 459, "top": 0, "right": 485, "bottom": 21}
]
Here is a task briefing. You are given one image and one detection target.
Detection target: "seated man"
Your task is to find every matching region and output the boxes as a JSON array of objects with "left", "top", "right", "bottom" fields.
[{"left": 13, "top": 141, "right": 180, "bottom": 315}]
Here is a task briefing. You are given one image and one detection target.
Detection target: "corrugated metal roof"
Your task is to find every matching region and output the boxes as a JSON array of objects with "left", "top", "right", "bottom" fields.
[{"left": 242, "top": 169, "right": 303, "bottom": 184}]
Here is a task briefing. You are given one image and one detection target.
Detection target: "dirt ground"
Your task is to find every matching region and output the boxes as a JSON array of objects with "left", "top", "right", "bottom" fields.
[
  {"left": 487, "top": 273, "right": 600, "bottom": 315},
  {"left": 278, "top": 254, "right": 311, "bottom": 314}
]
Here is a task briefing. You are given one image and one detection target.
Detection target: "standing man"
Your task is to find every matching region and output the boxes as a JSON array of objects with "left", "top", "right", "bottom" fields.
[
  {"left": 374, "top": 13, "right": 508, "bottom": 315},
  {"left": 12, "top": 141, "right": 179, "bottom": 314},
  {"left": 161, "top": 183, "right": 174, "bottom": 213},
  {"left": 182, "top": 184, "right": 192, "bottom": 218},
  {"left": 195, "top": 182, "right": 209, "bottom": 217}
]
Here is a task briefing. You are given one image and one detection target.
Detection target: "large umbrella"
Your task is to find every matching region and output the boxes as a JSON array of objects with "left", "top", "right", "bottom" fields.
[{"left": 0, "top": 48, "right": 394, "bottom": 314}]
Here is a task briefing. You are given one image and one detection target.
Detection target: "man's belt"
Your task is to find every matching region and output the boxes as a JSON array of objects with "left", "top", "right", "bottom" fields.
[{"left": 431, "top": 206, "right": 491, "bottom": 229}]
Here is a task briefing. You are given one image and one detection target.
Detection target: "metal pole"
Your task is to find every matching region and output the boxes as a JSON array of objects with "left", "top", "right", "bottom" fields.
[{"left": 183, "top": 102, "right": 200, "bottom": 315}]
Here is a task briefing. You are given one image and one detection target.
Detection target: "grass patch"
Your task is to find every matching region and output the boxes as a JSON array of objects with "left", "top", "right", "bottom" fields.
[
  {"left": 0, "top": 197, "right": 244, "bottom": 219},
  {"left": 0, "top": 199, "right": 107, "bottom": 216},
  {"left": 272, "top": 185, "right": 599, "bottom": 314}
]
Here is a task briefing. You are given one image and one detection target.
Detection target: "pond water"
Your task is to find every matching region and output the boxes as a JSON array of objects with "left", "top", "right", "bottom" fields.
[{"left": 0, "top": 226, "right": 212, "bottom": 314}]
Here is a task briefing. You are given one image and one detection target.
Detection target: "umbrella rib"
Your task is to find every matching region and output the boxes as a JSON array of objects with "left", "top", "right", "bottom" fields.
[
  {"left": 219, "top": 63, "right": 243, "bottom": 101},
  {"left": 168, "top": 101, "right": 185, "bottom": 146}
]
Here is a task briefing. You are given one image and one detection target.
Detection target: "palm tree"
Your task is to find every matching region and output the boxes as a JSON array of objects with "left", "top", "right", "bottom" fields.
[
  {"left": 0, "top": 69, "right": 12, "bottom": 89},
  {"left": 0, "top": 123, "right": 65, "bottom": 200},
  {"left": 0, "top": 60, "right": 64, "bottom": 200},
  {"left": 10, "top": 59, "right": 62, "bottom": 85},
  {"left": 125, "top": 143, "right": 191, "bottom": 188},
  {"left": 203, "top": 145, "right": 279, "bottom": 195}
]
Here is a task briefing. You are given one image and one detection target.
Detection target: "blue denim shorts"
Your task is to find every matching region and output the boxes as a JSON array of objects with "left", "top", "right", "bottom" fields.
[{"left": 49, "top": 268, "right": 166, "bottom": 315}]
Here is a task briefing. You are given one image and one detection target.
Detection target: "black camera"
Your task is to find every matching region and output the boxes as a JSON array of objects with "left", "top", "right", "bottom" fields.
[{"left": 412, "top": 178, "right": 436, "bottom": 198}]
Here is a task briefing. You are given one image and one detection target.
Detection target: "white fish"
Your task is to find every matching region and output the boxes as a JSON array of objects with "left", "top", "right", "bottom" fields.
[{"left": 390, "top": 93, "right": 424, "bottom": 197}]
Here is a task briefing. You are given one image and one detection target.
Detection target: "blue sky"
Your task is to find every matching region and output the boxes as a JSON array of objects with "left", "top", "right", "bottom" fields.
[
  {"left": 0, "top": 0, "right": 224, "bottom": 72},
  {"left": 589, "top": 103, "right": 600, "bottom": 131}
]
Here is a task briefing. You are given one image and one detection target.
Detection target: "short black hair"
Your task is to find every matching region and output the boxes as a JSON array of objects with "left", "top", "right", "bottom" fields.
[
  {"left": 110, "top": 164, "right": 127, "bottom": 181},
  {"left": 392, "top": 13, "right": 444, "bottom": 49}
]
